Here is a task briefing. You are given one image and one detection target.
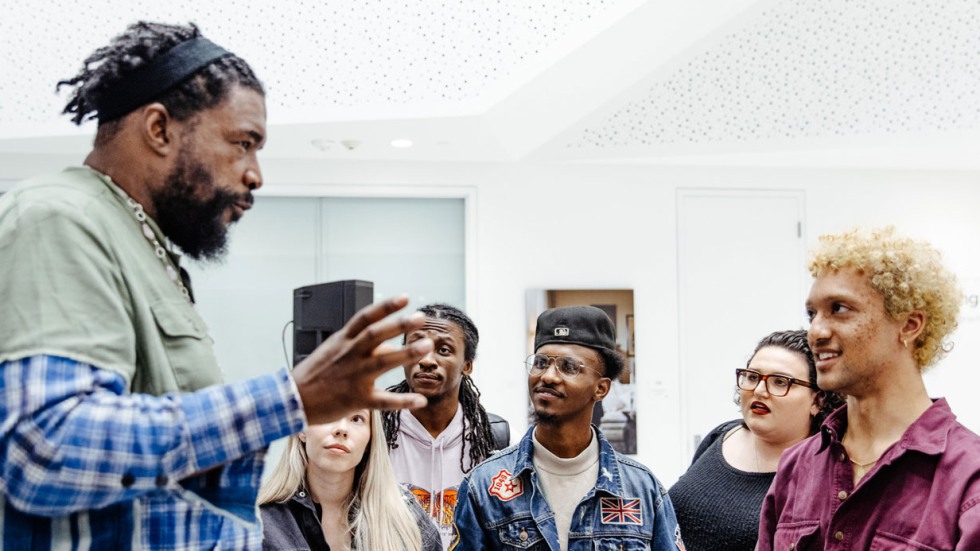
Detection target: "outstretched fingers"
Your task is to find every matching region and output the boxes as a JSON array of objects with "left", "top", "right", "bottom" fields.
[
  {"left": 343, "top": 295, "right": 411, "bottom": 337},
  {"left": 368, "top": 389, "right": 428, "bottom": 412},
  {"left": 364, "top": 335, "right": 433, "bottom": 377},
  {"left": 347, "top": 310, "right": 429, "bottom": 359}
]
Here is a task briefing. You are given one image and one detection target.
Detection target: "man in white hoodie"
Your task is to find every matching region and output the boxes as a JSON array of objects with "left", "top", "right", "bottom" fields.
[{"left": 383, "top": 303, "right": 509, "bottom": 549}]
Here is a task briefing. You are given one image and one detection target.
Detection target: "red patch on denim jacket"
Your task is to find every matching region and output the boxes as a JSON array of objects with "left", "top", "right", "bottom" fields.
[{"left": 488, "top": 469, "right": 524, "bottom": 501}]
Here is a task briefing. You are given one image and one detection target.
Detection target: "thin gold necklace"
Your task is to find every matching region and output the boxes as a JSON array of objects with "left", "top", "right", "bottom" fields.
[
  {"left": 842, "top": 431, "right": 884, "bottom": 469},
  {"left": 848, "top": 455, "right": 880, "bottom": 468}
]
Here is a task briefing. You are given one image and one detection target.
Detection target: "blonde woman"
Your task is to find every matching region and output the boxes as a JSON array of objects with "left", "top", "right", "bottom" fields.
[{"left": 260, "top": 409, "right": 440, "bottom": 551}]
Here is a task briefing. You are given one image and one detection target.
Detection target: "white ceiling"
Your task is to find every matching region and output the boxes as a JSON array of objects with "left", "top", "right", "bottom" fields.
[{"left": 2, "top": 0, "right": 979, "bottom": 169}]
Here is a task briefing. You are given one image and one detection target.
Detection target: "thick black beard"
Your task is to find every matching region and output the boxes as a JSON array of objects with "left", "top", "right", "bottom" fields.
[{"left": 152, "top": 149, "right": 242, "bottom": 262}]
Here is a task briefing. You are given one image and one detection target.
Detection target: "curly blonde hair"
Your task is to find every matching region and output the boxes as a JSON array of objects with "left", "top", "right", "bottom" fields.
[{"left": 808, "top": 226, "right": 961, "bottom": 370}]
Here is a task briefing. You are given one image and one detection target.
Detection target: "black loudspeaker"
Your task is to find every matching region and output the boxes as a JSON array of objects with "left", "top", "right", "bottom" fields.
[{"left": 293, "top": 280, "right": 374, "bottom": 366}]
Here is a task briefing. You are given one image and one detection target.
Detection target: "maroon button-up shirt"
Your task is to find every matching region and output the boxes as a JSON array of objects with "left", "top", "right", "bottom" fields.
[{"left": 757, "top": 399, "right": 980, "bottom": 550}]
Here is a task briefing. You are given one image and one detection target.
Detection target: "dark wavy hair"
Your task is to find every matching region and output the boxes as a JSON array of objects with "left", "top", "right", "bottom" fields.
[
  {"left": 383, "top": 304, "right": 497, "bottom": 473},
  {"left": 57, "top": 21, "right": 263, "bottom": 142},
  {"left": 745, "top": 329, "right": 845, "bottom": 434}
]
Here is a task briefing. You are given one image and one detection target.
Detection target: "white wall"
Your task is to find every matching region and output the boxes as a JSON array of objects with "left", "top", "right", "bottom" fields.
[{"left": 3, "top": 153, "right": 979, "bottom": 485}]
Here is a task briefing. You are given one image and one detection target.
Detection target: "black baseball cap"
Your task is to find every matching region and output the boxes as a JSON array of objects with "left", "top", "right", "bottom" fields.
[{"left": 533, "top": 306, "right": 617, "bottom": 354}]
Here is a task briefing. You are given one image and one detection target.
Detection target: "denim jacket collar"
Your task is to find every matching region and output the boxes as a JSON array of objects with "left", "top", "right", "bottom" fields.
[{"left": 513, "top": 424, "right": 625, "bottom": 497}]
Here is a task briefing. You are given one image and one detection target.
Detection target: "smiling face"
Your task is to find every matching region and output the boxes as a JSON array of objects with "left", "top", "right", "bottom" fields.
[
  {"left": 740, "top": 346, "right": 817, "bottom": 445},
  {"left": 806, "top": 267, "right": 906, "bottom": 397},
  {"left": 300, "top": 409, "right": 372, "bottom": 477},
  {"left": 403, "top": 318, "right": 472, "bottom": 404},
  {"left": 528, "top": 343, "right": 610, "bottom": 427}
]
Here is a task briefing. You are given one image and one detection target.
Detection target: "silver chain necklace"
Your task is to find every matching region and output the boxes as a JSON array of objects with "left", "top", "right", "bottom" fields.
[
  {"left": 92, "top": 167, "right": 192, "bottom": 302},
  {"left": 125, "top": 196, "right": 191, "bottom": 302}
]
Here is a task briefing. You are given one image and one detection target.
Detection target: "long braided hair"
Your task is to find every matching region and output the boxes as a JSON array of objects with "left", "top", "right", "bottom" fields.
[{"left": 383, "top": 304, "right": 497, "bottom": 473}]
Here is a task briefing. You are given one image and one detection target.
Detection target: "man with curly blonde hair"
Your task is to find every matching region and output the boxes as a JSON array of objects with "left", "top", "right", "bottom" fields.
[{"left": 758, "top": 226, "right": 980, "bottom": 550}]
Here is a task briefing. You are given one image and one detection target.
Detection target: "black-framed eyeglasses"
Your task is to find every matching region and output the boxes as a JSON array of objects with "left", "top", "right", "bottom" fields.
[
  {"left": 525, "top": 354, "right": 605, "bottom": 379},
  {"left": 735, "top": 368, "right": 814, "bottom": 397}
]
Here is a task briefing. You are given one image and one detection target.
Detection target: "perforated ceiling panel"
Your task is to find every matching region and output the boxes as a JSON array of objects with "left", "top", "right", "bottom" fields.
[
  {"left": 0, "top": 0, "right": 632, "bottom": 125},
  {"left": 568, "top": 0, "right": 980, "bottom": 149}
]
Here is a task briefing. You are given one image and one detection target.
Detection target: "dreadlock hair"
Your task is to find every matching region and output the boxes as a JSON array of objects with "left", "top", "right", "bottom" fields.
[
  {"left": 383, "top": 303, "right": 497, "bottom": 473},
  {"left": 57, "top": 21, "right": 263, "bottom": 144}
]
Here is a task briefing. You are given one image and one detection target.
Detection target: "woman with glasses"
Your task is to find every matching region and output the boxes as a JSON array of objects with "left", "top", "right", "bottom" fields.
[{"left": 667, "top": 330, "right": 843, "bottom": 551}]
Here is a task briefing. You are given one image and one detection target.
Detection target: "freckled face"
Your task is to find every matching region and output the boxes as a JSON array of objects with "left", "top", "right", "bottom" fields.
[{"left": 806, "top": 268, "right": 905, "bottom": 397}]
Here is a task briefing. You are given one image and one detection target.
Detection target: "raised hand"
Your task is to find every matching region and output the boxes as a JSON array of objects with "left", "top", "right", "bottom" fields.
[{"left": 291, "top": 295, "right": 432, "bottom": 425}]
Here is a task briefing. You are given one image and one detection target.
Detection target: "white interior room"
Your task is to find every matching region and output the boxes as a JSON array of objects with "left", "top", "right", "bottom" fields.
[{"left": 2, "top": 0, "right": 979, "bottom": 486}]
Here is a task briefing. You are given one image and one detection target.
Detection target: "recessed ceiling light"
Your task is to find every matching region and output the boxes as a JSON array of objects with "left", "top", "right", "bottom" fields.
[{"left": 390, "top": 139, "right": 413, "bottom": 148}]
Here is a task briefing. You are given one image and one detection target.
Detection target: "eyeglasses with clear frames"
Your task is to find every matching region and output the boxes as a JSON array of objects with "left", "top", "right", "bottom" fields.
[
  {"left": 525, "top": 354, "right": 605, "bottom": 379},
  {"left": 735, "top": 368, "right": 814, "bottom": 397}
]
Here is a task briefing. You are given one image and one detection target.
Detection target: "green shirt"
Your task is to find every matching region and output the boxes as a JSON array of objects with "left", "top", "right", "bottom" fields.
[{"left": 0, "top": 166, "right": 221, "bottom": 394}]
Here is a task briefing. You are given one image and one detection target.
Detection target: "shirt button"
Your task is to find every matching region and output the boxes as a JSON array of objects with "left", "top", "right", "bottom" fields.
[
  {"left": 121, "top": 473, "right": 135, "bottom": 487},
  {"left": 838, "top": 490, "right": 848, "bottom": 501},
  {"left": 519, "top": 528, "right": 528, "bottom": 542},
  {"left": 835, "top": 531, "right": 845, "bottom": 541},
  {"left": 155, "top": 475, "right": 168, "bottom": 487},
  {"left": 298, "top": 491, "right": 306, "bottom": 498},
  {"left": 839, "top": 452, "right": 846, "bottom": 462},
  {"left": 789, "top": 544, "right": 795, "bottom": 550}
]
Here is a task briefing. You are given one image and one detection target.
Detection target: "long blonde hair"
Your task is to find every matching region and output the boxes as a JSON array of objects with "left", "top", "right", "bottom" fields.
[{"left": 259, "top": 410, "right": 422, "bottom": 551}]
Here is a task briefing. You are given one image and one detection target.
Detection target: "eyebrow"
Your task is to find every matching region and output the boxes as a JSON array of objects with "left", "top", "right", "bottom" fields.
[
  {"left": 247, "top": 129, "right": 265, "bottom": 148},
  {"left": 407, "top": 330, "right": 456, "bottom": 342},
  {"left": 749, "top": 370, "right": 798, "bottom": 378},
  {"left": 805, "top": 290, "right": 857, "bottom": 308}
]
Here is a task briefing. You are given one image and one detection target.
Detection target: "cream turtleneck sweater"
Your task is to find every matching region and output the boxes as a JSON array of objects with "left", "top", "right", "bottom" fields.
[{"left": 531, "top": 428, "right": 600, "bottom": 551}]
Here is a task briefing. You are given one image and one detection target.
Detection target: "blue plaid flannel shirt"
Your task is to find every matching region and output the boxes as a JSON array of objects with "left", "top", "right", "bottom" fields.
[{"left": 0, "top": 355, "right": 306, "bottom": 549}]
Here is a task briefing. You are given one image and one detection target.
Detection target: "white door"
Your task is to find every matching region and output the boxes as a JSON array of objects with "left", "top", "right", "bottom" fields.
[{"left": 677, "top": 189, "right": 807, "bottom": 464}]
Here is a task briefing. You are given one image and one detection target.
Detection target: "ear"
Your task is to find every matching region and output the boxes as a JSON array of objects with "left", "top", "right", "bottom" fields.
[
  {"left": 139, "top": 103, "right": 178, "bottom": 157},
  {"left": 810, "top": 394, "right": 821, "bottom": 418},
  {"left": 899, "top": 310, "right": 926, "bottom": 348},
  {"left": 297, "top": 432, "right": 306, "bottom": 443},
  {"left": 462, "top": 359, "right": 473, "bottom": 376},
  {"left": 593, "top": 377, "right": 611, "bottom": 402}
]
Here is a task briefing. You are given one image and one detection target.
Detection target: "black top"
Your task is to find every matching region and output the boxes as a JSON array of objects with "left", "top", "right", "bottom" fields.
[
  {"left": 488, "top": 412, "right": 510, "bottom": 450},
  {"left": 668, "top": 420, "right": 776, "bottom": 551},
  {"left": 260, "top": 486, "right": 441, "bottom": 551}
]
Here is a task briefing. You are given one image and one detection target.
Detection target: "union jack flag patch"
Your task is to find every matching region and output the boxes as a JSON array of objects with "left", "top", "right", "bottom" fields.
[{"left": 599, "top": 497, "right": 642, "bottom": 525}]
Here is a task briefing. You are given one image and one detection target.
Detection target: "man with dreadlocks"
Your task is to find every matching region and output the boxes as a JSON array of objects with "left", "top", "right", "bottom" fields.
[
  {"left": 383, "top": 303, "right": 510, "bottom": 549},
  {"left": 0, "top": 22, "right": 431, "bottom": 549}
]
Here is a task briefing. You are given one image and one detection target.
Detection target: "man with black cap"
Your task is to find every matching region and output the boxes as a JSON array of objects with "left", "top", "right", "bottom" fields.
[
  {"left": 0, "top": 22, "right": 430, "bottom": 549},
  {"left": 450, "top": 306, "right": 684, "bottom": 550}
]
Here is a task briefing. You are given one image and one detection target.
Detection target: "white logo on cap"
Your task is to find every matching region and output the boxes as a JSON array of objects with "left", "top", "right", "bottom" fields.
[{"left": 555, "top": 327, "right": 570, "bottom": 337}]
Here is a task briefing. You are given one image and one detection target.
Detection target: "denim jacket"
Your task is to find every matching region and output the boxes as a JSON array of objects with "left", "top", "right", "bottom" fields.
[{"left": 450, "top": 426, "right": 683, "bottom": 550}]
